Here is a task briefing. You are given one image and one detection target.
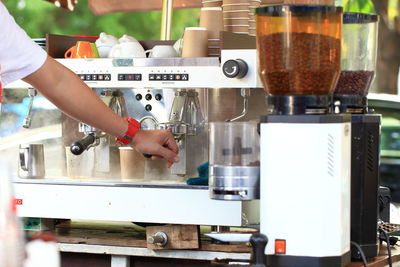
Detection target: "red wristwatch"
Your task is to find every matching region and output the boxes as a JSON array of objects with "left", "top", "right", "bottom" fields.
[{"left": 115, "top": 117, "right": 140, "bottom": 145}]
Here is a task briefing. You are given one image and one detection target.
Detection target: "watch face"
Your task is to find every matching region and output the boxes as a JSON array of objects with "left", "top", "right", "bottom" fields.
[{"left": 140, "top": 116, "right": 158, "bottom": 130}]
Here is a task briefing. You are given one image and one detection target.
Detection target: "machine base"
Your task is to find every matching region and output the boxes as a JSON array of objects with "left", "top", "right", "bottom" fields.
[{"left": 266, "top": 251, "right": 351, "bottom": 267}]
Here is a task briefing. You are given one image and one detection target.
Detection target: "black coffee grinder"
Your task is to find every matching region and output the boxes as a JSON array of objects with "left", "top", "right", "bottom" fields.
[{"left": 333, "top": 12, "right": 380, "bottom": 261}]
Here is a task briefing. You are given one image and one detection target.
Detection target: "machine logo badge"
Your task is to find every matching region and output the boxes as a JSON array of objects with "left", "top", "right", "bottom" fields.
[{"left": 14, "top": 199, "right": 23, "bottom": 205}]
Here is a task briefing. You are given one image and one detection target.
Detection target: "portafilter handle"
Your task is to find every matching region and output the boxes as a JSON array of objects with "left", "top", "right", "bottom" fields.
[
  {"left": 70, "top": 133, "right": 96, "bottom": 155},
  {"left": 250, "top": 233, "right": 268, "bottom": 267}
]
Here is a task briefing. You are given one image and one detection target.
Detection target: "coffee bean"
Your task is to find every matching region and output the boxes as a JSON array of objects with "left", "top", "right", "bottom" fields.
[
  {"left": 334, "top": 71, "right": 375, "bottom": 96},
  {"left": 258, "top": 32, "right": 341, "bottom": 95}
]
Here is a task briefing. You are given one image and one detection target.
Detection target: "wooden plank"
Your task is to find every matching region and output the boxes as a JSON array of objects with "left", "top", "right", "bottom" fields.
[{"left": 146, "top": 225, "right": 200, "bottom": 250}]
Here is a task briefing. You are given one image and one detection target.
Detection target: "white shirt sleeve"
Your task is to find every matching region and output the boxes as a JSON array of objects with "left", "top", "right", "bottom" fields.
[{"left": 0, "top": 3, "right": 47, "bottom": 86}]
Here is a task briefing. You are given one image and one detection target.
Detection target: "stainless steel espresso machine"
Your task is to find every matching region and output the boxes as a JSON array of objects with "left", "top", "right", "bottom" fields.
[
  {"left": 5, "top": 49, "right": 266, "bottom": 228},
  {"left": 333, "top": 12, "right": 381, "bottom": 260},
  {"left": 256, "top": 5, "right": 351, "bottom": 266}
]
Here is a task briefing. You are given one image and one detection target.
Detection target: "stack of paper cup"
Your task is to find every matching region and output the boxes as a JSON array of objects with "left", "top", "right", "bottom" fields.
[
  {"left": 222, "top": 0, "right": 250, "bottom": 34},
  {"left": 200, "top": 7, "right": 223, "bottom": 57},
  {"left": 248, "top": 0, "right": 260, "bottom": 36},
  {"left": 202, "top": 0, "right": 223, "bottom": 7}
]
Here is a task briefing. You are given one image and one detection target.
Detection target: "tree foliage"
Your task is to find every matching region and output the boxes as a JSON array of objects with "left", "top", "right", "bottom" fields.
[{"left": 4, "top": 0, "right": 200, "bottom": 40}]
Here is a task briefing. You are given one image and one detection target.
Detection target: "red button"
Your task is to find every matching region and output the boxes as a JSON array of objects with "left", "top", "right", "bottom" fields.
[{"left": 275, "top": 239, "right": 286, "bottom": 254}]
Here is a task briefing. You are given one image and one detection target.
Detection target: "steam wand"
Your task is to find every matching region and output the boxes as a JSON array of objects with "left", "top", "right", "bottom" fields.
[
  {"left": 22, "top": 88, "right": 37, "bottom": 128},
  {"left": 226, "top": 88, "right": 250, "bottom": 122}
]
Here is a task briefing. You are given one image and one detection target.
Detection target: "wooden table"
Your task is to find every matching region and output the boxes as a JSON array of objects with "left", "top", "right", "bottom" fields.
[{"left": 48, "top": 221, "right": 400, "bottom": 267}]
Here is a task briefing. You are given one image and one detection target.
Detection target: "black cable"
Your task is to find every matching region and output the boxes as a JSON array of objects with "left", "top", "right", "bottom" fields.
[
  {"left": 379, "top": 229, "right": 393, "bottom": 267},
  {"left": 350, "top": 241, "right": 368, "bottom": 267}
]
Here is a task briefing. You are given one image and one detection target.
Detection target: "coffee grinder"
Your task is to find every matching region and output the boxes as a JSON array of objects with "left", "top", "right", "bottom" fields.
[
  {"left": 256, "top": 5, "right": 351, "bottom": 266},
  {"left": 334, "top": 12, "right": 380, "bottom": 260}
]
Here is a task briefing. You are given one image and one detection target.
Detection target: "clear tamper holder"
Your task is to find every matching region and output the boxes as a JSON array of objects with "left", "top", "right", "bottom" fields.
[{"left": 209, "top": 122, "right": 260, "bottom": 201}]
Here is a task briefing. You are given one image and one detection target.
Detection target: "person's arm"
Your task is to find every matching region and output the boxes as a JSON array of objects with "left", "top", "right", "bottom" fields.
[{"left": 23, "top": 56, "right": 179, "bottom": 167}]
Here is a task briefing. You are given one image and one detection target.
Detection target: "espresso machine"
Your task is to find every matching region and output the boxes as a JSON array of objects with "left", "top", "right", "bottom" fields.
[
  {"left": 4, "top": 49, "right": 265, "bottom": 228},
  {"left": 256, "top": 5, "right": 351, "bottom": 266},
  {"left": 333, "top": 12, "right": 380, "bottom": 260}
]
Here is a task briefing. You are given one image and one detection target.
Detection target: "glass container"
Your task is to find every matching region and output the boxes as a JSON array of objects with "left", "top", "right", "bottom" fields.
[
  {"left": 255, "top": 5, "right": 343, "bottom": 95},
  {"left": 334, "top": 12, "right": 379, "bottom": 96}
]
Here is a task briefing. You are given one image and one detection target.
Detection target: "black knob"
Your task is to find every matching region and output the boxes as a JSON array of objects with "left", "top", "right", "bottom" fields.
[
  {"left": 145, "top": 104, "right": 152, "bottom": 111},
  {"left": 155, "top": 94, "right": 162, "bottom": 101},
  {"left": 70, "top": 134, "right": 96, "bottom": 155},
  {"left": 250, "top": 233, "right": 268, "bottom": 266},
  {"left": 222, "top": 59, "right": 248, "bottom": 79},
  {"left": 145, "top": 94, "right": 152, "bottom": 101},
  {"left": 136, "top": 94, "right": 142, "bottom": 101}
]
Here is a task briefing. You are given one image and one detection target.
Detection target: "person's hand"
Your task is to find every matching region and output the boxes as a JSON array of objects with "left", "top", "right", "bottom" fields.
[{"left": 131, "top": 130, "right": 179, "bottom": 168}]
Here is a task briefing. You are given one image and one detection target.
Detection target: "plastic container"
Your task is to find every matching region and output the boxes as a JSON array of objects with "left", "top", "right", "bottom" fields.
[
  {"left": 209, "top": 122, "right": 260, "bottom": 166},
  {"left": 255, "top": 5, "right": 342, "bottom": 95},
  {"left": 334, "top": 13, "right": 379, "bottom": 96},
  {"left": 209, "top": 122, "right": 260, "bottom": 201}
]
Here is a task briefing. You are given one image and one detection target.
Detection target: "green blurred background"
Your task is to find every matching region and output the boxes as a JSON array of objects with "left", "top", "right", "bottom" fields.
[{"left": 4, "top": 0, "right": 200, "bottom": 40}]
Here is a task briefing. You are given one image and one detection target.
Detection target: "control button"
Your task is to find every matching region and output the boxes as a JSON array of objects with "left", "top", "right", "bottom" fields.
[
  {"left": 155, "top": 94, "right": 162, "bottom": 101},
  {"left": 85, "top": 74, "right": 91, "bottom": 81},
  {"left": 145, "top": 104, "right": 152, "bottom": 112},
  {"left": 145, "top": 94, "right": 152, "bottom": 101},
  {"left": 136, "top": 94, "right": 142, "bottom": 101},
  {"left": 79, "top": 75, "right": 85, "bottom": 80},
  {"left": 168, "top": 74, "right": 175, "bottom": 80},
  {"left": 92, "top": 74, "right": 98, "bottom": 80},
  {"left": 127, "top": 74, "right": 135, "bottom": 80},
  {"left": 275, "top": 240, "right": 286, "bottom": 254},
  {"left": 162, "top": 74, "right": 168, "bottom": 80},
  {"left": 98, "top": 74, "right": 104, "bottom": 80},
  {"left": 149, "top": 74, "right": 155, "bottom": 80},
  {"left": 155, "top": 74, "right": 162, "bottom": 80},
  {"left": 222, "top": 59, "right": 248, "bottom": 79},
  {"left": 104, "top": 74, "right": 111, "bottom": 81},
  {"left": 135, "top": 74, "right": 142, "bottom": 81},
  {"left": 181, "top": 74, "right": 189, "bottom": 81},
  {"left": 175, "top": 74, "right": 181, "bottom": 80}
]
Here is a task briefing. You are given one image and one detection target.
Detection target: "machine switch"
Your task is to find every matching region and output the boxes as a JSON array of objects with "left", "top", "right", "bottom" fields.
[{"left": 222, "top": 59, "right": 248, "bottom": 79}]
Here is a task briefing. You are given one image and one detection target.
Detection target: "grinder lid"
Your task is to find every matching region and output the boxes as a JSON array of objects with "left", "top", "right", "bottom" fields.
[
  {"left": 255, "top": 5, "right": 343, "bottom": 16},
  {"left": 343, "top": 12, "right": 379, "bottom": 24}
]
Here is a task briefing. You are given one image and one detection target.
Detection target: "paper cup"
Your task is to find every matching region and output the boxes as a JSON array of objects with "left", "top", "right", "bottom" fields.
[
  {"left": 182, "top": 27, "right": 208, "bottom": 58},
  {"left": 224, "top": 25, "right": 250, "bottom": 33},
  {"left": 208, "top": 39, "right": 221, "bottom": 47},
  {"left": 200, "top": 7, "right": 223, "bottom": 39},
  {"left": 224, "top": 18, "right": 249, "bottom": 25},
  {"left": 119, "top": 147, "right": 145, "bottom": 180},
  {"left": 223, "top": 11, "right": 249, "bottom": 19},
  {"left": 65, "top": 146, "right": 94, "bottom": 179},
  {"left": 222, "top": 3, "right": 250, "bottom": 11}
]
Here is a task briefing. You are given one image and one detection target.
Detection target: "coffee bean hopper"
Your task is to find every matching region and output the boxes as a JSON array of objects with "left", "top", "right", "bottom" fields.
[
  {"left": 334, "top": 13, "right": 381, "bottom": 261},
  {"left": 256, "top": 5, "right": 352, "bottom": 266}
]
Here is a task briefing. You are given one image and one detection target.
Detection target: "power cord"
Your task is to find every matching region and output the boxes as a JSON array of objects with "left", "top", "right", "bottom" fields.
[
  {"left": 350, "top": 241, "right": 368, "bottom": 267},
  {"left": 378, "top": 228, "right": 394, "bottom": 267}
]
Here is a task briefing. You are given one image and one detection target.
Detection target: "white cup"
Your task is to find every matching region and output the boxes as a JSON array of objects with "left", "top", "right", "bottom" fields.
[
  {"left": 95, "top": 32, "right": 119, "bottom": 58},
  {"left": 108, "top": 42, "right": 146, "bottom": 58},
  {"left": 145, "top": 45, "right": 178, "bottom": 58},
  {"left": 118, "top": 34, "right": 138, "bottom": 43}
]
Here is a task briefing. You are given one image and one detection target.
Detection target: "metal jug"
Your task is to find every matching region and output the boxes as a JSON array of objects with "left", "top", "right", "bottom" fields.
[{"left": 18, "top": 144, "right": 45, "bottom": 179}]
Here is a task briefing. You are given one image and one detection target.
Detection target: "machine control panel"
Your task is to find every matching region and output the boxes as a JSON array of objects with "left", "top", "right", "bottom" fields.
[
  {"left": 149, "top": 73, "right": 189, "bottom": 81},
  {"left": 222, "top": 59, "right": 248, "bottom": 79},
  {"left": 118, "top": 74, "right": 142, "bottom": 81},
  {"left": 79, "top": 74, "right": 111, "bottom": 81}
]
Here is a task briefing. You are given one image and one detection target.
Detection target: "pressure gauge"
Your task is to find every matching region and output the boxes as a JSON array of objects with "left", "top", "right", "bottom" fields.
[{"left": 140, "top": 116, "right": 158, "bottom": 130}]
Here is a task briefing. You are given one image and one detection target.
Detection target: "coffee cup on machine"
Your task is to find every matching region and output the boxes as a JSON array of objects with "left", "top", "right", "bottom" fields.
[
  {"left": 181, "top": 27, "right": 208, "bottom": 58},
  {"left": 95, "top": 32, "right": 119, "bottom": 58},
  {"left": 108, "top": 42, "right": 146, "bottom": 58},
  {"left": 145, "top": 45, "right": 178, "bottom": 58},
  {"left": 18, "top": 144, "right": 45, "bottom": 179},
  {"left": 64, "top": 41, "right": 99, "bottom": 59}
]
